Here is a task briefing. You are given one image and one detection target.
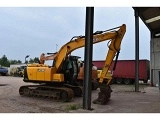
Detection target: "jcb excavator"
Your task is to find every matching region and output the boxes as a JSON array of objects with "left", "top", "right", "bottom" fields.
[{"left": 19, "top": 24, "right": 126, "bottom": 104}]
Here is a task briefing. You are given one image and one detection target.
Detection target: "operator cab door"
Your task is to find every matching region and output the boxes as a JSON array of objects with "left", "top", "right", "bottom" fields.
[{"left": 61, "top": 55, "right": 80, "bottom": 84}]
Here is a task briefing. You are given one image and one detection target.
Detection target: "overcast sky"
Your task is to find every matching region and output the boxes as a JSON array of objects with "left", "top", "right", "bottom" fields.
[{"left": 0, "top": 7, "right": 150, "bottom": 63}]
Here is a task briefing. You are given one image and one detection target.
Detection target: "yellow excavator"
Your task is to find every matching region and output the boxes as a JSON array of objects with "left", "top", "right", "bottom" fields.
[{"left": 19, "top": 24, "right": 126, "bottom": 104}]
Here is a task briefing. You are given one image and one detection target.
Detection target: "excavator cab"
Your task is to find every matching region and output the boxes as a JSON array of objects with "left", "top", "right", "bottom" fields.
[{"left": 61, "top": 55, "right": 80, "bottom": 85}]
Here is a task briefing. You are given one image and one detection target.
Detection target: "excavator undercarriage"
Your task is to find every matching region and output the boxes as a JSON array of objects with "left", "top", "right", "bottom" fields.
[{"left": 19, "top": 84, "right": 82, "bottom": 102}]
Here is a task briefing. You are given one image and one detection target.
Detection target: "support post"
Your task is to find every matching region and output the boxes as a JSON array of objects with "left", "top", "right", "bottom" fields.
[
  {"left": 158, "top": 71, "right": 160, "bottom": 90},
  {"left": 134, "top": 9, "right": 139, "bottom": 92},
  {"left": 83, "top": 7, "right": 94, "bottom": 110}
]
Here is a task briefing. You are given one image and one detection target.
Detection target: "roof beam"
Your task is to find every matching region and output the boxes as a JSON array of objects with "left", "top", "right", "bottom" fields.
[{"left": 145, "top": 15, "right": 160, "bottom": 23}]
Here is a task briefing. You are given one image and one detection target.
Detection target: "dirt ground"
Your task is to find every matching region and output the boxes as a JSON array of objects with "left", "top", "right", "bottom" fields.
[{"left": 0, "top": 76, "right": 160, "bottom": 113}]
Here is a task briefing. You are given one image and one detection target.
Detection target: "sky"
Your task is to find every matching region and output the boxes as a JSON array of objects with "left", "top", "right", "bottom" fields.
[{"left": 0, "top": 7, "right": 151, "bottom": 64}]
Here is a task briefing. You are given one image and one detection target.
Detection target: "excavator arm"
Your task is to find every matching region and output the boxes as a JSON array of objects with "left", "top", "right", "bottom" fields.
[{"left": 98, "top": 24, "right": 126, "bottom": 84}]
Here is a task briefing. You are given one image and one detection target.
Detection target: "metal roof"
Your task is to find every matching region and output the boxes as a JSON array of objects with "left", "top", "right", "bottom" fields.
[{"left": 133, "top": 7, "right": 160, "bottom": 38}]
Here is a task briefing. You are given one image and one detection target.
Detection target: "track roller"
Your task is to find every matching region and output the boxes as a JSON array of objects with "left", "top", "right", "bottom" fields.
[
  {"left": 63, "top": 84, "right": 83, "bottom": 97},
  {"left": 19, "top": 86, "right": 30, "bottom": 96}
]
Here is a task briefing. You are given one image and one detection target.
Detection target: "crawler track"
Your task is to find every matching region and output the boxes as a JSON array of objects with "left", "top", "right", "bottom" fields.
[{"left": 19, "top": 85, "right": 74, "bottom": 102}]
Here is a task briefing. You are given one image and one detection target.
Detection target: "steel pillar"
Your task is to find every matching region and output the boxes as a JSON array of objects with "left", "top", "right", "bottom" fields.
[
  {"left": 83, "top": 7, "right": 94, "bottom": 110},
  {"left": 134, "top": 9, "right": 139, "bottom": 92}
]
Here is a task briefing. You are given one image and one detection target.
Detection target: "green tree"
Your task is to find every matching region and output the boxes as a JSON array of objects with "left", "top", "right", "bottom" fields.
[
  {"left": 0, "top": 55, "right": 22, "bottom": 67},
  {"left": 10, "top": 60, "right": 22, "bottom": 64},
  {"left": 0, "top": 55, "right": 10, "bottom": 67},
  {"left": 17, "top": 60, "right": 22, "bottom": 63},
  {"left": 33, "top": 57, "right": 39, "bottom": 63},
  {"left": 29, "top": 58, "right": 34, "bottom": 63},
  {"left": 29, "top": 57, "right": 39, "bottom": 63}
]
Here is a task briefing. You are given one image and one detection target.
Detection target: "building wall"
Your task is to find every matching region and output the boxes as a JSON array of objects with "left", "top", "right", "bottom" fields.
[{"left": 150, "top": 38, "right": 160, "bottom": 86}]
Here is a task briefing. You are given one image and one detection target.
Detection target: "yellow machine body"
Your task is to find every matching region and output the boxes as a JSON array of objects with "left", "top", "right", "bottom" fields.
[{"left": 26, "top": 64, "right": 64, "bottom": 82}]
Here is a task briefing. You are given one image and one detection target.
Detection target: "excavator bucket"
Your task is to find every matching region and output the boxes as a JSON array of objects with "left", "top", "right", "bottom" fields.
[{"left": 92, "top": 84, "right": 112, "bottom": 105}]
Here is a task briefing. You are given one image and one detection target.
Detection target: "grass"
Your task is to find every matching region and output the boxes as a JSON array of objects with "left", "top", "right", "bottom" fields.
[{"left": 65, "top": 103, "right": 82, "bottom": 111}]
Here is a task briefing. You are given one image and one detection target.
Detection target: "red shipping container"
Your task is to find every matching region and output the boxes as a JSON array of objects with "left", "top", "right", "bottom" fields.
[{"left": 93, "top": 59, "right": 150, "bottom": 84}]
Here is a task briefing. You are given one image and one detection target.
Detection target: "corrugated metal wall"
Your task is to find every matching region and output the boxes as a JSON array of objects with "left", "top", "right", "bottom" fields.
[{"left": 151, "top": 38, "right": 160, "bottom": 86}]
